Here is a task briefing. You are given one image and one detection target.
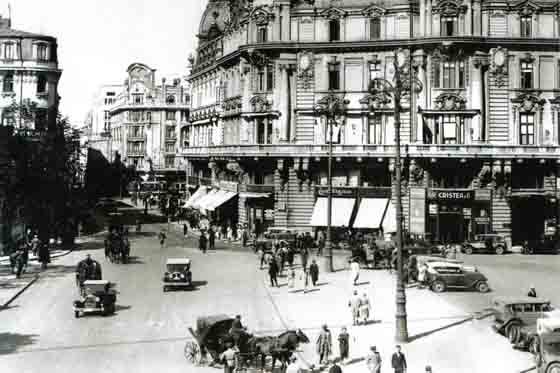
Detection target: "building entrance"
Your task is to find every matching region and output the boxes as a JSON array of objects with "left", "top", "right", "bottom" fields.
[
  {"left": 438, "top": 212, "right": 465, "bottom": 243},
  {"left": 511, "top": 197, "right": 544, "bottom": 245}
]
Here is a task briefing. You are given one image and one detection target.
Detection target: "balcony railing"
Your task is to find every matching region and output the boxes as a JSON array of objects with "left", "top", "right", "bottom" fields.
[
  {"left": 238, "top": 184, "right": 275, "bottom": 194},
  {"left": 179, "top": 143, "right": 560, "bottom": 159},
  {"left": 127, "top": 149, "right": 146, "bottom": 156}
]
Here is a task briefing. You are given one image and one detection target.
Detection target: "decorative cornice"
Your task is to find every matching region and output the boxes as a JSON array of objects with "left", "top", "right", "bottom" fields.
[
  {"left": 250, "top": 6, "right": 274, "bottom": 26},
  {"left": 361, "top": 5, "right": 386, "bottom": 18},
  {"left": 510, "top": 0, "right": 542, "bottom": 16},
  {"left": 434, "top": 0, "right": 468, "bottom": 16},
  {"left": 511, "top": 92, "right": 546, "bottom": 112},
  {"left": 359, "top": 92, "right": 392, "bottom": 110},
  {"left": 434, "top": 92, "right": 467, "bottom": 110},
  {"left": 319, "top": 7, "right": 347, "bottom": 20}
]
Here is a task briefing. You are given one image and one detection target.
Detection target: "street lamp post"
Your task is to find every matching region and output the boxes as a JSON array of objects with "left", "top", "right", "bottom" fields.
[
  {"left": 314, "top": 92, "right": 348, "bottom": 273},
  {"left": 370, "top": 48, "right": 422, "bottom": 343}
]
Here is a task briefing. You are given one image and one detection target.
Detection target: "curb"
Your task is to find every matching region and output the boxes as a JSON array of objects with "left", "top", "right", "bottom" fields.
[
  {"left": 0, "top": 250, "right": 72, "bottom": 266},
  {"left": 1, "top": 274, "right": 39, "bottom": 309}
]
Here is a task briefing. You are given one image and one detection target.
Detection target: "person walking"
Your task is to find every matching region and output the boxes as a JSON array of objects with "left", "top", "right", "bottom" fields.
[
  {"left": 315, "top": 231, "right": 324, "bottom": 256},
  {"left": 338, "top": 327, "right": 349, "bottom": 363},
  {"left": 183, "top": 223, "right": 188, "bottom": 237},
  {"left": 302, "top": 267, "right": 310, "bottom": 293},
  {"left": 309, "top": 259, "right": 319, "bottom": 287},
  {"left": 300, "top": 247, "right": 309, "bottom": 271},
  {"left": 38, "top": 242, "right": 50, "bottom": 270},
  {"left": 329, "top": 362, "right": 343, "bottom": 373},
  {"left": 350, "top": 259, "right": 360, "bottom": 286},
  {"left": 199, "top": 231, "right": 207, "bottom": 253},
  {"left": 359, "top": 292, "right": 371, "bottom": 325},
  {"left": 226, "top": 225, "right": 233, "bottom": 241},
  {"left": 348, "top": 290, "right": 361, "bottom": 326},
  {"left": 268, "top": 256, "right": 279, "bottom": 287},
  {"left": 31, "top": 234, "right": 40, "bottom": 256},
  {"left": 288, "top": 268, "right": 296, "bottom": 288},
  {"left": 366, "top": 346, "right": 382, "bottom": 373},
  {"left": 391, "top": 345, "right": 407, "bottom": 373},
  {"left": 208, "top": 227, "right": 216, "bottom": 251},
  {"left": 158, "top": 230, "right": 167, "bottom": 249},
  {"left": 316, "top": 324, "right": 332, "bottom": 366},
  {"left": 219, "top": 343, "right": 238, "bottom": 373}
]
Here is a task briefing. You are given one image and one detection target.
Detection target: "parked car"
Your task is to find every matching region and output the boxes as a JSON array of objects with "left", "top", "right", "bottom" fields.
[
  {"left": 462, "top": 233, "right": 509, "bottom": 255},
  {"left": 403, "top": 239, "right": 446, "bottom": 257},
  {"left": 491, "top": 296, "right": 554, "bottom": 350},
  {"left": 523, "top": 236, "right": 560, "bottom": 255},
  {"left": 73, "top": 280, "right": 117, "bottom": 318},
  {"left": 163, "top": 258, "right": 192, "bottom": 291},
  {"left": 425, "top": 261, "right": 490, "bottom": 293},
  {"left": 533, "top": 316, "right": 560, "bottom": 373}
]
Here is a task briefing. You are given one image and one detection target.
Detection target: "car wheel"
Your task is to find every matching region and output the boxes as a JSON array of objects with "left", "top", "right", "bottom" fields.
[
  {"left": 546, "top": 362, "right": 560, "bottom": 373},
  {"left": 507, "top": 324, "right": 521, "bottom": 344},
  {"left": 465, "top": 246, "right": 474, "bottom": 255},
  {"left": 495, "top": 246, "right": 505, "bottom": 255},
  {"left": 74, "top": 311, "right": 80, "bottom": 318},
  {"left": 476, "top": 281, "right": 490, "bottom": 293},
  {"left": 431, "top": 281, "right": 446, "bottom": 293}
]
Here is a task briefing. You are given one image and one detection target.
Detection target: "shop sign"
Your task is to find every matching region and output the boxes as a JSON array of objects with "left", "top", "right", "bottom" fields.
[
  {"left": 429, "top": 204, "right": 438, "bottom": 214},
  {"left": 219, "top": 181, "right": 238, "bottom": 193},
  {"left": 463, "top": 208, "right": 472, "bottom": 216},
  {"left": 332, "top": 176, "right": 347, "bottom": 187},
  {"left": 316, "top": 187, "right": 356, "bottom": 198},
  {"left": 428, "top": 190, "right": 474, "bottom": 202},
  {"left": 475, "top": 189, "right": 492, "bottom": 201},
  {"left": 474, "top": 217, "right": 490, "bottom": 224},
  {"left": 359, "top": 188, "right": 391, "bottom": 199},
  {"left": 409, "top": 188, "right": 426, "bottom": 234}
]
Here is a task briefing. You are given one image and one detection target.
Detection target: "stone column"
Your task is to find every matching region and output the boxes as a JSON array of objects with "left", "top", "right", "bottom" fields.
[
  {"left": 419, "top": 0, "right": 425, "bottom": 37},
  {"left": 279, "top": 64, "right": 290, "bottom": 142},
  {"left": 472, "top": 0, "right": 482, "bottom": 36},
  {"left": 426, "top": 0, "right": 432, "bottom": 36},
  {"left": 414, "top": 50, "right": 427, "bottom": 143},
  {"left": 471, "top": 52, "right": 488, "bottom": 142}
]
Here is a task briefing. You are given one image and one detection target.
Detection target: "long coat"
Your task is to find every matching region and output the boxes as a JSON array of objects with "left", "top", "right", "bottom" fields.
[
  {"left": 316, "top": 329, "right": 332, "bottom": 356},
  {"left": 309, "top": 263, "right": 319, "bottom": 283},
  {"left": 38, "top": 244, "right": 50, "bottom": 264},
  {"left": 199, "top": 234, "right": 207, "bottom": 250}
]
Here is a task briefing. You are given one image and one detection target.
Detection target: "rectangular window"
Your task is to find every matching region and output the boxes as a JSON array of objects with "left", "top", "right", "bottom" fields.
[
  {"left": 441, "top": 16, "right": 457, "bottom": 36},
  {"left": 133, "top": 94, "right": 143, "bottom": 104},
  {"left": 165, "top": 143, "right": 175, "bottom": 153},
  {"left": 433, "top": 61, "right": 441, "bottom": 88},
  {"left": 36, "top": 44, "right": 47, "bottom": 61},
  {"left": 3, "top": 74, "right": 13, "bottom": 92},
  {"left": 328, "top": 64, "right": 340, "bottom": 90},
  {"left": 520, "top": 16, "right": 532, "bottom": 37},
  {"left": 521, "top": 62, "right": 533, "bottom": 89},
  {"left": 166, "top": 126, "right": 176, "bottom": 139},
  {"left": 257, "top": 26, "right": 268, "bottom": 43},
  {"left": 165, "top": 156, "right": 175, "bottom": 168},
  {"left": 3, "top": 43, "right": 13, "bottom": 60},
  {"left": 520, "top": 113, "right": 535, "bottom": 145},
  {"left": 131, "top": 111, "right": 141, "bottom": 122},
  {"left": 166, "top": 111, "right": 176, "bottom": 121},
  {"left": 458, "top": 61, "right": 465, "bottom": 88},
  {"left": 256, "top": 67, "right": 265, "bottom": 91},
  {"left": 442, "top": 115, "right": 458, "bottom": 144},
  {"left": 443, "top": 62, "right": 456, "bottom": 89},
  {"left": 369, "top": 62, "right": 381, "bottom": 88},
  {"left": 329, "top": 19, "right": 340, "bottom": 41},
  {"left": 257, "top": 119, "right": 265, "bottom": 144},
  {"left": 266, "top": 64, "right": 274, "bottom": 91},
  {"left": 370, "top": 18, "right": 381, "bottom": 40},
  {"left": 368, "top": 114, "right": 382, "bottom": 144}
]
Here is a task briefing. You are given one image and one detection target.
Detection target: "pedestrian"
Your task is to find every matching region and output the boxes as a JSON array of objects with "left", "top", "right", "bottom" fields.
[
  {"left": 366, "top": 346, "right": 382, "bottom": 373},
  {"left": 338, "top": 327, "right": 349, "bottom": 363},
  {"left": 286, "top": 245, "right": 295, "bottom": 268},
  {"left": 259, "top": 246, "right": 267, "bottom": 269},
  {"left": 313, "top": 231, "right": 323, "bottom": 255},
  {"left": 348, "top": 290, "right": 361, "bottom": 326},
  {"left": 418, "top": 262, "right": 428, "bottom": 288},
  {"left": 316, "top": 324, "right": 332, "bottom": 365},
  {"left": 300, "top": 247, "right": 309, "bottom": 271},
  {"left": 268, "top": 256, "right": 279, "bottom": 287},
  {"left": 21, "top": 242, "right": 29, "bottom": 271},
  {"left": 227, "top": 225, "right": 233, "bottom": 241},
  {"left": 219, "top": 343, "right": 238, "bottom": 373},
  {"left": 199, "top": 231, "right": 207, "bottom": 253},
  {"left": 242, "top": 226, "right": 249, "bottom": 247},
  {"left": 425, "top": 366, "right": 432, "bottom": 373},
  {"left": 38, "top": 242, "right": 51, "bottom": 270},
  {"left": 329, "top": 361, "right": 343, "bottom": 373},
  {"left": 528, "top": 285, "right": 537, "bottom": 298},
  {"left": 309, "top": 259, "right": 319, "bottom": 287},
  {"left": 158, "top": 230, "right": 167, "bottom": 249},
  {"left": 302, "top": 268, "right": 310, "bottom": 293},
  {"left": 31, "top": 234, "right": 40, "bottom": 256},
  {"left": 360, "top": 292, "right": 371, "bottom": 325},
  {"left": 391, "top": 345, "right": 407, "bottom": 373},
  {"left": 288, "top": 268, "right": 296, "bottom": 288},
  {"left": 350, "top": 259, "right": 360, "bottom": 286},
  {"left": 183, "top": 223, "right": 188, "bottom": 237},
  {"left": 208, "top": 227, "right": 216, "bottom": 251}
]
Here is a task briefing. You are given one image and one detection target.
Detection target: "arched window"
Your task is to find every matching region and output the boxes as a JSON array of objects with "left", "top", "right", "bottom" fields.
[
  {"left": 37, "top": 75, "right": 47, "bottom": 93},
  {"left": 3, "top": 73, "right": 13, "bottom": 92},
  {"left": 166, "top": 95, "right": 175, "bottom": 104}
]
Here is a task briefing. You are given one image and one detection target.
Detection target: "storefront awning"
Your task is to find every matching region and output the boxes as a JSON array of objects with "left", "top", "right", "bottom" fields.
[
  {"left": 239, "top": 192, "right": 271, "bottom": 199},
  {"left": 194, "top": 189, "right": 220, "bottom": 211},
  {"left": 183, "top": 187, "right": 208, "bottom": 208},
  {"left": 353, "top": 198, "right": 389, "bottom": 229},
  {"left": 382, "top": 201, "right": 397, "bottom": 233},
  {"left": 206, "top": 191, "right": 237, "bottom": 211},
  {"left": 310, "top": 197, "right": 355, "bottom": 227}
]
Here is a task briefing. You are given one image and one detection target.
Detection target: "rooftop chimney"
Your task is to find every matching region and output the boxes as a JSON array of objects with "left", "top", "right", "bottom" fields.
[{"left": 0, "top": 15, "right": 11, "bottom": 29}]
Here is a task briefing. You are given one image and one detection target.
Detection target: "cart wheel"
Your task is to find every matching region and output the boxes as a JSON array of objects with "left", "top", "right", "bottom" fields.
[
  {"left": 184, "top": 341, "right": 203, "bottom": 365},
  {"left": 74, "top": 310, "right": 80, "bottom": 318}
]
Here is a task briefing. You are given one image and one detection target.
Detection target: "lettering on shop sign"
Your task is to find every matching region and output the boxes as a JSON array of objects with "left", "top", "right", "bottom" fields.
[
  {"left": 428, "top": 190, "right": 474, "bottom": 202},
  {"left": 316, "top": 187, "right": 356, "bottom": 198},
  {"left": 475, "top": 189, "right": 492, "bottom": 201}
]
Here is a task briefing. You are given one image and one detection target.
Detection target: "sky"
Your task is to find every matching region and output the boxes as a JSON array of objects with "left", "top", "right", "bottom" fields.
[{"left": 5, "top": 0, "right": 209, "bottom": 126}]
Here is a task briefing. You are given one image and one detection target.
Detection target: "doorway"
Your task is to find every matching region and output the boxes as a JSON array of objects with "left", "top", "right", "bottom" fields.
[
  {"left": 438, "top": 212, "right": 464, "bottom": 243},
  {"left": 511, "top": 197, "right": 544, "bottom": 245}
]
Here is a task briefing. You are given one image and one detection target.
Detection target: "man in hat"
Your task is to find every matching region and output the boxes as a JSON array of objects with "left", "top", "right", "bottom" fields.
[
  {"left": 230, "top": 315, "right": 245, "bottom": 348},
  {"left": 391, "top": 345, "right": 407, "bottom": 373},
  {"left": 528, "top": 285, "right": 537, "bottom": 298},
  {"left": 316, "top": 324, "right": 332, "bottom": 365},
  {"left": 366, "top": 346, "right": 382, "bottom": 373}
]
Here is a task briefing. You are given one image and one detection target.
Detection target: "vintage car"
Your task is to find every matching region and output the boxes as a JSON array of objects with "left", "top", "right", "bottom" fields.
[
  {"left": 73, "top": 280, "right": 117, "bottom": 318},
  {"left": 491, "top": 296, "right": 554, "bottom": 349},
  {"left": 403, "top": 239, "right": 446, "bottom": 257},
  {"left": 523, "top": 236, "right": 560, "bottom": 255},
  {"left": 163, "top": 258, "right": 192, "bottom": 291},
  {"left": 533, "top": 316, "right": 560, "bottom": 373},
  {"left": 462, "top": 233, "right": 509, "bottom": 255},
  {"left": 425, "top": 261, "right": 490, "bottom": 293}
]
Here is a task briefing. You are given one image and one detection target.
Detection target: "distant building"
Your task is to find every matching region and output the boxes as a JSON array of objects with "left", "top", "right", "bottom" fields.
[{"left": 0, "top": 14, "right": 61, "bottom": 131}]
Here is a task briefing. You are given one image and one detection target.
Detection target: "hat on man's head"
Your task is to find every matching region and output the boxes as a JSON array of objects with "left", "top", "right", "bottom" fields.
[{"left": 370, "top": 346, "right": 377, "bottom": 351}]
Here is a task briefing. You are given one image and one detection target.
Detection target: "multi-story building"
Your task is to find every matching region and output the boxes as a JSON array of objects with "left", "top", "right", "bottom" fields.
[
  {"left": 109, "top": 63, "right": 190, "bottom": 177},
  {"left": 0, "top": 14, "right": 61, "bottom": 131},
  {"left": 83, "top": 84, "right": 122, "bottom": 161},
  {"left": 181, "top": 0, "right": 560, "bottom": 245}
]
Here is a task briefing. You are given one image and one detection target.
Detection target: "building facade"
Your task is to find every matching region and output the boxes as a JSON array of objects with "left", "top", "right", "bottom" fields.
[
  {"left": 0, "top": 15, "right": 61, "bottom": 131},
  {"left": 109, "top": 63, "right": 190, "bottom": 175},
  {"left": 181, "top": 0, "right": 560, "bottom": 245},
  {"left": 82, "top": 84, "right": 122, "bottom": 161}
]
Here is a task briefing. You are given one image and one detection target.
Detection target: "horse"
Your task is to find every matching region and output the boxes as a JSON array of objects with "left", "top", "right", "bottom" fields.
[{"left": 249, "top": 329, "right": 309, "bottom": 372}]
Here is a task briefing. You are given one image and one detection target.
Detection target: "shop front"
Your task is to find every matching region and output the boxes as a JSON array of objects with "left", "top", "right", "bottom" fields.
[
  {"left": 193, "top": 181, "right": 239, "bottom": 229},
  {"left": 418, "top": 188, "right": 492, "bottom": 243},
  {"left": 310, "top": 187, "right": 356, "bottom": 243},
  {"left": 510, "top": 192, "right": 557, "bottom": 245},
  {"left": 239, "top": 184, "right": 275, "bottom": 237}
]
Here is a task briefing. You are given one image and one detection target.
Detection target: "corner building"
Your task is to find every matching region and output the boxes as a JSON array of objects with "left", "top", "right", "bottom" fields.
[{"left": 182, "top": 0, "right": 560, "bottom": 245}]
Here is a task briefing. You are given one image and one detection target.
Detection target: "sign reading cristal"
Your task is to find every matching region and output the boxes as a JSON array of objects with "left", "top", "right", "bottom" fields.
[{"left": 428, "top": 190, "right": 474, "bottom": 201}]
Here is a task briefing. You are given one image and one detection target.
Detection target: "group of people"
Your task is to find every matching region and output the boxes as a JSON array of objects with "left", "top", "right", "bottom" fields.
[
  {"left": 9, "top": 230, "right": 52, "bottom": 277},
  {"left": 348, "top": 290, "right": 372, "bottom": 326}
]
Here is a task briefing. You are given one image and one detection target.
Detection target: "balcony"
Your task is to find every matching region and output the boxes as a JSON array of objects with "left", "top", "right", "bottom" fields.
[
  {"left": 179, "top": 143, "right": 560, "bottom": 159},
  {"left": 127, "top": 149, "right": 146, "bottom": 157},
  {"left": 127, "top": 134, "right": 146, "bottom": 141}
]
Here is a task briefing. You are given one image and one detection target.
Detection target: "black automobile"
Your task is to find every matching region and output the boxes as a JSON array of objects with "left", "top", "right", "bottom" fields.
[
  {"left": 522, "top": 236, "right": 559, "bottom": 255},
  {"left": 425, "top": 261, "right": 490, "bottom": 293},
  {"left": 403, "top": 238, "right": 445, "bottom": 257}
]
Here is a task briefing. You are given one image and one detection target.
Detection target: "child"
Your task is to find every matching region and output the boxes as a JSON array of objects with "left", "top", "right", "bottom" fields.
[
  {"left": 338, "top": 327, "right": 349, "bottom": 363},
  {"left": 288, "top": 268, "right": 296, "bottom": 288}
]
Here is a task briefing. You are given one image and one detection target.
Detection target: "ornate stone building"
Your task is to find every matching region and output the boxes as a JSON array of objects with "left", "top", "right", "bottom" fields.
[{"left": 181, "top": 0, "right": 560, "bottom": 245}]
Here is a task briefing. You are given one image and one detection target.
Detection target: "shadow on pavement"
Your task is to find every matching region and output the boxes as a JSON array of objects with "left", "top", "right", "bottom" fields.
[
  {"left": 0, "top": 332, "right": 39, "bottom": 355},
  {"left": 190, "top": 280, "right": 208, "bottom": 290},
  {"left": 407, "top": 316, "right": 473, "bottom": 343},
  {"left": 123, "top": 256, "right": 144, "bottom": 265},
  {"left": 37, "top": 264, "right": 79, "bottom": 279}
]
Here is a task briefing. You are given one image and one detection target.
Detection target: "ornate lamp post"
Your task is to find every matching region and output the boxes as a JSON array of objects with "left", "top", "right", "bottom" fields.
[
  {"left": 314, "top": 92, "right": 348, "bottom": 273},
  {"left": 369, "top": 48, "right": 422, "bottom": 342}
]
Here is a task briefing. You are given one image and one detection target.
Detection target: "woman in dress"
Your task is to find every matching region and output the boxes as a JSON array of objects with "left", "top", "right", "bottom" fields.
[{"left": 359, "top": 293, "right": 371, "bottom": 325}]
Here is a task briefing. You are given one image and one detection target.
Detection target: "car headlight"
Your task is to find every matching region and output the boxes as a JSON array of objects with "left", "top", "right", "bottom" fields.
[
  {"left": 164, "top": 272, "right": 170, "bottom": 278},
  {"left": 180, "top": 273, "right": 185, "bottom": 279},
  {"left": 94, "top": 297, "right": 100, "bottom": 302}
]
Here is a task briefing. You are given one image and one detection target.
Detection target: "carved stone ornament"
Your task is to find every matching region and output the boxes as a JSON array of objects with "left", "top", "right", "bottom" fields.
[
  {"left": 511, "top": 92, "right": 546, "bottom": 113},
  {"left": 250, "top": 6, "right": 274, "bottom": 26},
  {"left": 320, "top": 6, "right": 347, "bottom": 20},
  {"left": 434, "top": 0, "right": 467, "bottom": 16},
  {"left": 434, "top": 93, "right": 467, "bottom": 110},
  {"left": 249, "top": 95, "right": 270, "bottom": 113},
  {"left": 361, "top": 4, "right": 386, "bottom": 18},
  {"left": 489, "top": 47, "right": 508, "bottom": 87},
  {"left": 409, "top": 160, "right": 424, "bottom": 184},
  {"left": 297, "top": 51, "right": 314, "bottom": 90},
  {"left": 246, "top": 49, "right": 269, "bottom": 67},
  {"left": 359, "top": 92, "right": 392, "bottom": 110},
  {"left": 512, "top": 0, "right": 541, "bottom": 16}
]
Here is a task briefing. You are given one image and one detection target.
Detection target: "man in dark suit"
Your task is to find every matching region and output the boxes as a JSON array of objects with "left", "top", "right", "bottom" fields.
[{"left": 391, "top": 345, "right": 407, "bottom": 373}]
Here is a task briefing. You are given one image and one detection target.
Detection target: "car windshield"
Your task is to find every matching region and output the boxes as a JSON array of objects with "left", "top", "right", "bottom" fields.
[{"left": 167, "top": 264, "right": 188, "bottom": 272}]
